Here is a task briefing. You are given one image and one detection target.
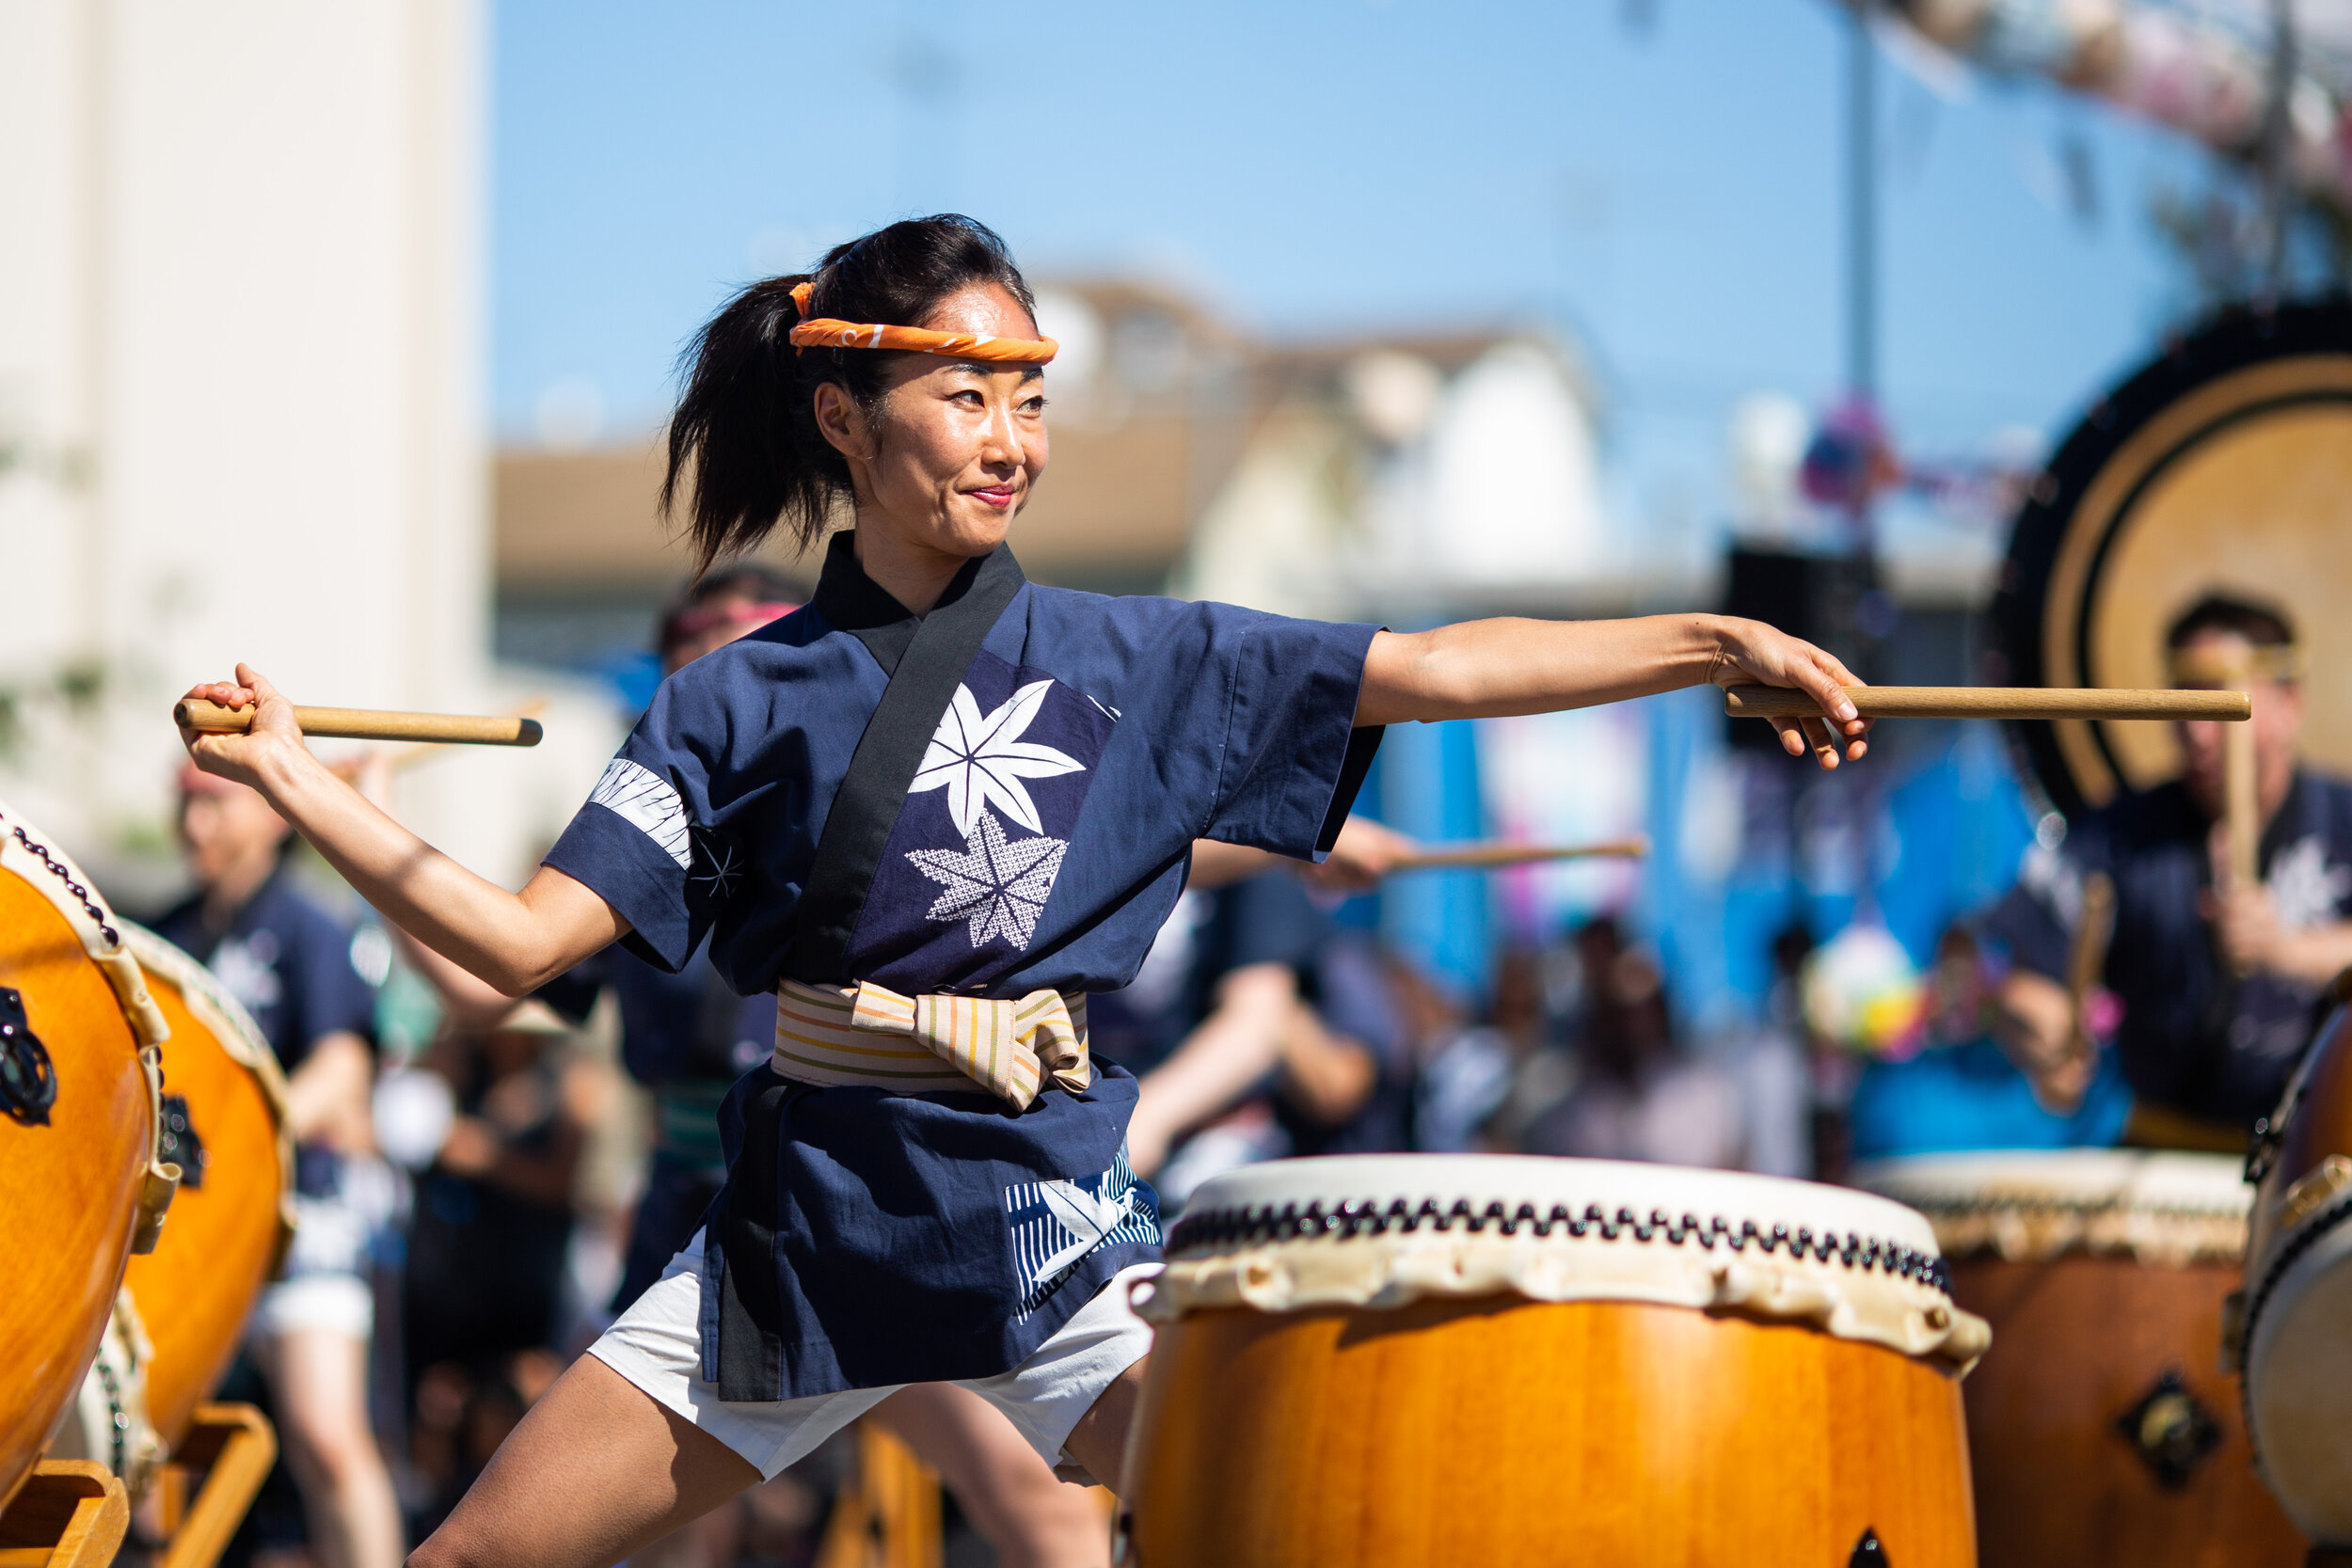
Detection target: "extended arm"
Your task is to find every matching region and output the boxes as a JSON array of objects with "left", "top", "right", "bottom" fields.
[
  {"left": 282, "top": 1030, "right": 376, "bottom": 1150},
  {"left": 1126, "top": 962, "right": 1297, "bottom": 1177},
  {"left": 178, "top": 666, "right": 625, "bottom": 996},
  {"left": 1275, "top": 1002, "right": 1378, "bottom": 1127},
  {"left": 1186, "top": 816, "right": 1421, "bottom": 893},
  {"left": 1357, "top": 613, "right": 1868, "bottom": 767}
]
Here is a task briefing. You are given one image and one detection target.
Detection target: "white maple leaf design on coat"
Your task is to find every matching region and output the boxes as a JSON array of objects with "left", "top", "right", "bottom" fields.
[
  {"left": 909, "top": 680, "right": 1085, "bottom": 837},
  {"left": 907, "top": 810, "right": 1068, "bottom": 949}
]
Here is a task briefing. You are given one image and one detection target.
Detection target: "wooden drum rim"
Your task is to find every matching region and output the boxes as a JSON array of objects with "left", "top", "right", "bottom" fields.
[
  {"left": 1856, "top": 1148, "right": 2251, "bottom": 1268},
  {"left": 1149, "top": 1154, "right": 1990, "bottom": 1374}
]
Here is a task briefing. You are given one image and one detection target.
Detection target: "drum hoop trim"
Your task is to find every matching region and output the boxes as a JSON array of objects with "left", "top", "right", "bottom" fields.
[
  {"left": 0, "top": 803, "right": 169, "bottom": 1049},
  {"left": 2238, "top": 1189, "right": 2352, "bottom": 1488},
  {"left": 119, "top": 921, "right": 300, "bottom": 1279},
  {"left": 1165, "top": 1198, "right": 1952, "bottom": 1295}
]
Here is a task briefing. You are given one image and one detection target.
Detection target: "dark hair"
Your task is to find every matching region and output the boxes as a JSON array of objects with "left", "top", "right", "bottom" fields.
[
  {"left": 2165, "top": 592, "right": 2296, "bottom": 651},
  {"left": 663, "top": 214, "right": 1040, "bottom": 571},
  {"left": 654, "top": 562, "right": 807, "bottom": 657}
]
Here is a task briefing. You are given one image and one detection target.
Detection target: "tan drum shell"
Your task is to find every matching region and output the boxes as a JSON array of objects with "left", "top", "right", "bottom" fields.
[
  {"left": 1130, "top": 1155, "right": 1978, "bottom": 1568},
  {"left": 0, "top": 800, "right": 174, "bottom": 1513},
  {"left": 2242, "top": 1002, "right": 2352, "bottom": 1544},
  {"left": 119, "top": 922, "right": 295, "bottom": 1453},
  {"left": 1863, "top": 1150, "right": 2305, "bottom": 1567}
]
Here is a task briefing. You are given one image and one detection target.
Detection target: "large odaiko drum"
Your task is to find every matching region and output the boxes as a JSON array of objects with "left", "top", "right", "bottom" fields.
[
  {"left": 116, "top": 922, "right": 294, "bottom": 1454},
  {"left": 1860, "top": 1149, "right": 2303, "bottom": 1567},
  {"left": 2240, "top": 997, "right": 2352, "bottom": 1547},
  {"left": 1127, "top": 1155, "right": 1987, "bottom": 1568},
  {"left": 1992, "top": 299, "right": 2352, "bottom": 821},
  {"left": 0, "top": 797, "right": 176, "bottom": 1512}
]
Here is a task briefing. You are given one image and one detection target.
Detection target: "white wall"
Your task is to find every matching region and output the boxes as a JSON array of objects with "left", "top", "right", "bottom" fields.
[{"left": 0, "top": 1, "right": 597, "bottom": 895}]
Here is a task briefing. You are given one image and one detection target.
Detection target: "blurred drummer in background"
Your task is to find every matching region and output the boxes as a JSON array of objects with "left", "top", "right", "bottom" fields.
[
  {"left": 1984, "top": 594, "right": 2352, "bottom": 1135},
  {"left": 160, "top": 766, "right": 404, "bottom": 1568}
]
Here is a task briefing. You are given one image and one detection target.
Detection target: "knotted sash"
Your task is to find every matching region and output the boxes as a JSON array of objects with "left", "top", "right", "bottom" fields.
[{"left": 772, "top": 979, "right": 1090, "bottom": 1109}]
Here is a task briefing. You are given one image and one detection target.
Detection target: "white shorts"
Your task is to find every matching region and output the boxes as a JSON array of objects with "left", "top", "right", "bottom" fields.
[
  {"left": 588, "top": 1244, "right": 1158, "bottom": 1481},
  {"left": 249, "top": 1271, "right": 374, "bottom": 1340}
]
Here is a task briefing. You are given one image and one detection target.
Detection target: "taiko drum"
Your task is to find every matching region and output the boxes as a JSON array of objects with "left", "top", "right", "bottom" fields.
[
  {"left": 1128, "top": 1155, "right": 1985, "bottom": 1568},
  {"left": 117, "top": 922, "right": 294, "bottom": 1452},
  {"left": 0, "top": 798, "right": 174, "bottom": 1512},
  {"left": 2240, "top": 998, "right": 2352, "bottom": 1547},
  {"left": 1862, "top": 1149, "right": 2305, "bottom": 1567}
]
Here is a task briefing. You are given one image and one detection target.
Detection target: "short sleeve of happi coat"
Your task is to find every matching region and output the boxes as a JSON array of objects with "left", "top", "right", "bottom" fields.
[{"left": 1160, "top": 602, "right": 1382, "bottom": 861}]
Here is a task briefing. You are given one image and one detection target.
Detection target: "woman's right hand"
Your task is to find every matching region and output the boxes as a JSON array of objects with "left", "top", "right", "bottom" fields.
[{"left": 177, "top": 662, "right": 307, "bottom": 792}]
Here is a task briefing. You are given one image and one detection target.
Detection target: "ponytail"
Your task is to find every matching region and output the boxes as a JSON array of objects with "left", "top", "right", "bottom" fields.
[{"left": 662, "top": 214, "right": 1040, "bottom": 574}]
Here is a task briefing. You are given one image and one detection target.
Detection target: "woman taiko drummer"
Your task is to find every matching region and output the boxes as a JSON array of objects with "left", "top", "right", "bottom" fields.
[{"left": 179, "top": 215, "right": 1867, "bottom": 1567}]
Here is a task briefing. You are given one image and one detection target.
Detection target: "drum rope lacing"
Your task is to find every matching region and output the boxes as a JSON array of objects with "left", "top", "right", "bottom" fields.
[
  {"left": 1167, "top": 1197, "right": 1953, "bottom": 1295},
  {"left": 92, "top": 1349, "right": 129, "bottom": 1479},
  {"left": 3, "top": 811, "right": 123, "bottom": 948}
]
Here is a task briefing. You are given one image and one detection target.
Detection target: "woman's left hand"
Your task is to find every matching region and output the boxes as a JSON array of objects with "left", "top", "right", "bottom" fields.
[{"left": 1707, "top": 616, "right": 1871, "bottom": 768}]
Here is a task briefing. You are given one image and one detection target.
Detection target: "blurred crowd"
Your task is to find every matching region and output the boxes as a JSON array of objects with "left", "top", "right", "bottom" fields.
[{"left": 134, "top": 571, "right": 2122, "bottom": 1568}]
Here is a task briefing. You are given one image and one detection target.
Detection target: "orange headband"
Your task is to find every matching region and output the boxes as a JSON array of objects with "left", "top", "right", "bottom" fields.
[{"left": 787, "top": 281, "right": 1057, "bottom": 364}]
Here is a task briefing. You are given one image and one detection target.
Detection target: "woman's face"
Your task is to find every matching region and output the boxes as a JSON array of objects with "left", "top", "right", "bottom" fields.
[{"left": 818, "top": 282, "right": 1050, "bottom": 560}]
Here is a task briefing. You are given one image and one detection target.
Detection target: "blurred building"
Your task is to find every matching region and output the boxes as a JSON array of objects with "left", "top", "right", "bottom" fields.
[
  {"left": 494, "top": 279, "right": 1631, "bottom": 657},
  {"left": 0, "top": 1, "right": 615, "bottom": 903}
]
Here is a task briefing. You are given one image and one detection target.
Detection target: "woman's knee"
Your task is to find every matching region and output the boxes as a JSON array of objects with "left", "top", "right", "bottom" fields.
[{"left": 277, "top": 1397, "right": 384, "bottom": 1487}]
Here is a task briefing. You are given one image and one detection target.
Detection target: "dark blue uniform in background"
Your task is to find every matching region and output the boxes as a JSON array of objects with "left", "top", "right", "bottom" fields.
[
  {"left": 154, "top": 864, "right": 379, "bottom": 1199},
  {"left": 541, "top": 944, "right": 775, "bottom": 1309},
  {"left": 1982, "top": 770, "right": 2352, "bottom": 1126}
]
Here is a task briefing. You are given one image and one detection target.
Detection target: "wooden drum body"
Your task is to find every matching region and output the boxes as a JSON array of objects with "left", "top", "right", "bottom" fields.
[
  {"left": 1129, "top": 1155, "right": 1987, "bottom": 1568},
  {"left": 116, "top": 924, "right": 294, "bottom": 1454},
  {"left": 0, "top": 799, "right": 174, "bottom": 1512},
  {"left": 2242, "top": 1001, "right": 2352, "bottom": 1546},
  {"left": 1861, "top": 1150, "right": 2302, "bottom": 1567}
]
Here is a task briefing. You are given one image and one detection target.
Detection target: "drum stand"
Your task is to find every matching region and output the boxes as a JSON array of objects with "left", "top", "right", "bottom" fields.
[
  {"left": 0, "top": 1460, "right": 129, "bottom": 1568},
  {"left": 146, "top": 1403, "right": 276, "bottom": 1568},
  {"left": 814, "top": 1422, "right": 943, "bottom": 1568}
]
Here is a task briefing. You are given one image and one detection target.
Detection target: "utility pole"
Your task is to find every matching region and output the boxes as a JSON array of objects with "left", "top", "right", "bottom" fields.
[{"left": 1846, "top": 8, "right": 1878, "bottom": 408}]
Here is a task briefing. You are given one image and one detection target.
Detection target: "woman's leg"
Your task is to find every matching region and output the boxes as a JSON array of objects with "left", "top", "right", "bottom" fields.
[
  {"left": 256, "top": 1324, "right": 405, "bottom": 1568},
  {"left": 407, "top": 1354, "right": 758, "bottom": 1568},
  {"left": 1058, "top": 1355, "right": 1148, "bottom": 1497},
  {"left": 872, "top": 1384, "right": 1109, "bottom": 1568}
]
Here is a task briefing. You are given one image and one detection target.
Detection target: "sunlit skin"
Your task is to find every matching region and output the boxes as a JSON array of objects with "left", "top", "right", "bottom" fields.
[
  {"left": 178, "top": 278, "right": 1874, "bottom": 1568},
  {"left": 812, "top": 282, "right": 1049, "bottom": 616}
]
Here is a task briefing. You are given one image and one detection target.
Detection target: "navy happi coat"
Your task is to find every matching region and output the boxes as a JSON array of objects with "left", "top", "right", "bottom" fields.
[{"left": 545, "top": 532, "right": 1381, "bottom": 1399}]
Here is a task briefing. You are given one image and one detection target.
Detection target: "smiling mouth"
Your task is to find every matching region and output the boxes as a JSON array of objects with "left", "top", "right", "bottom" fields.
[{"left": 969, "top": 485, "right": 1017, "bottom": 509}]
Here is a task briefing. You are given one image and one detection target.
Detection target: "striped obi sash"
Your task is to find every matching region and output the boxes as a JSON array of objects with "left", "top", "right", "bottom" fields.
[{"left": 772, "top": 980, "right": 1092, "bottom": 1110}]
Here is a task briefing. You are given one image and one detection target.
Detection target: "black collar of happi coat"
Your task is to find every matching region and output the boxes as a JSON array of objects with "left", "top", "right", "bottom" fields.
[{"left": 811, "top": 530, "right": 1026, "bottom": 677}]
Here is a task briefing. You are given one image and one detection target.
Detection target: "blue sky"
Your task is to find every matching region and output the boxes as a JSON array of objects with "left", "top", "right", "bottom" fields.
[{"left": 493, "top": 0, "right": 2220, "bottom": 522}]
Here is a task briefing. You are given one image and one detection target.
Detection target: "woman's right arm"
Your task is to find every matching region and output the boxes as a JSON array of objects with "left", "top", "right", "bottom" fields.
[{"left": 179, "top": 665, "right": 628, "bottom": 996}]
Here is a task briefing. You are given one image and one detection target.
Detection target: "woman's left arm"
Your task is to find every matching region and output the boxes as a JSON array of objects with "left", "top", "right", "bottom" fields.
[{"left": 1357, "top": 613, "right": 1870, "bottom": 768}]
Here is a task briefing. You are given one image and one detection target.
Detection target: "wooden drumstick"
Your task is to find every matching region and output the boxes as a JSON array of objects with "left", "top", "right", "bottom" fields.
[
  {"left": 1387, "top": 837, "right": 1649, "bottom": 872},
  {"left": 176, "top": 699, "right": 543, "bottom": 748},
  {"left": 1722, "top": 685, "right": 2251, "bottom": 722},
  {"left": 2058, "top": 871, "right": 2116, "bottom": 1101}
]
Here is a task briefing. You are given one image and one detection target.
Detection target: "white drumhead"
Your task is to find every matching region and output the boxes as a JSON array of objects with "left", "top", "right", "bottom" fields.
[
  {"left": 1856, "top": 1148, "right": 2249, "bottom": 1214},
  {"left": 2245, "top": 1208, "right": 2352, "bottom": 1542},
  {"left": 1177, "top": 1153, "right": 1944, "bottom": 1256},
  {"left": 1151, "top": 1154, "right": 1987, "bottom": 1372},
  {"left": 1854, "top": 1148, "right": 2249, "bottom": 1266}
]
